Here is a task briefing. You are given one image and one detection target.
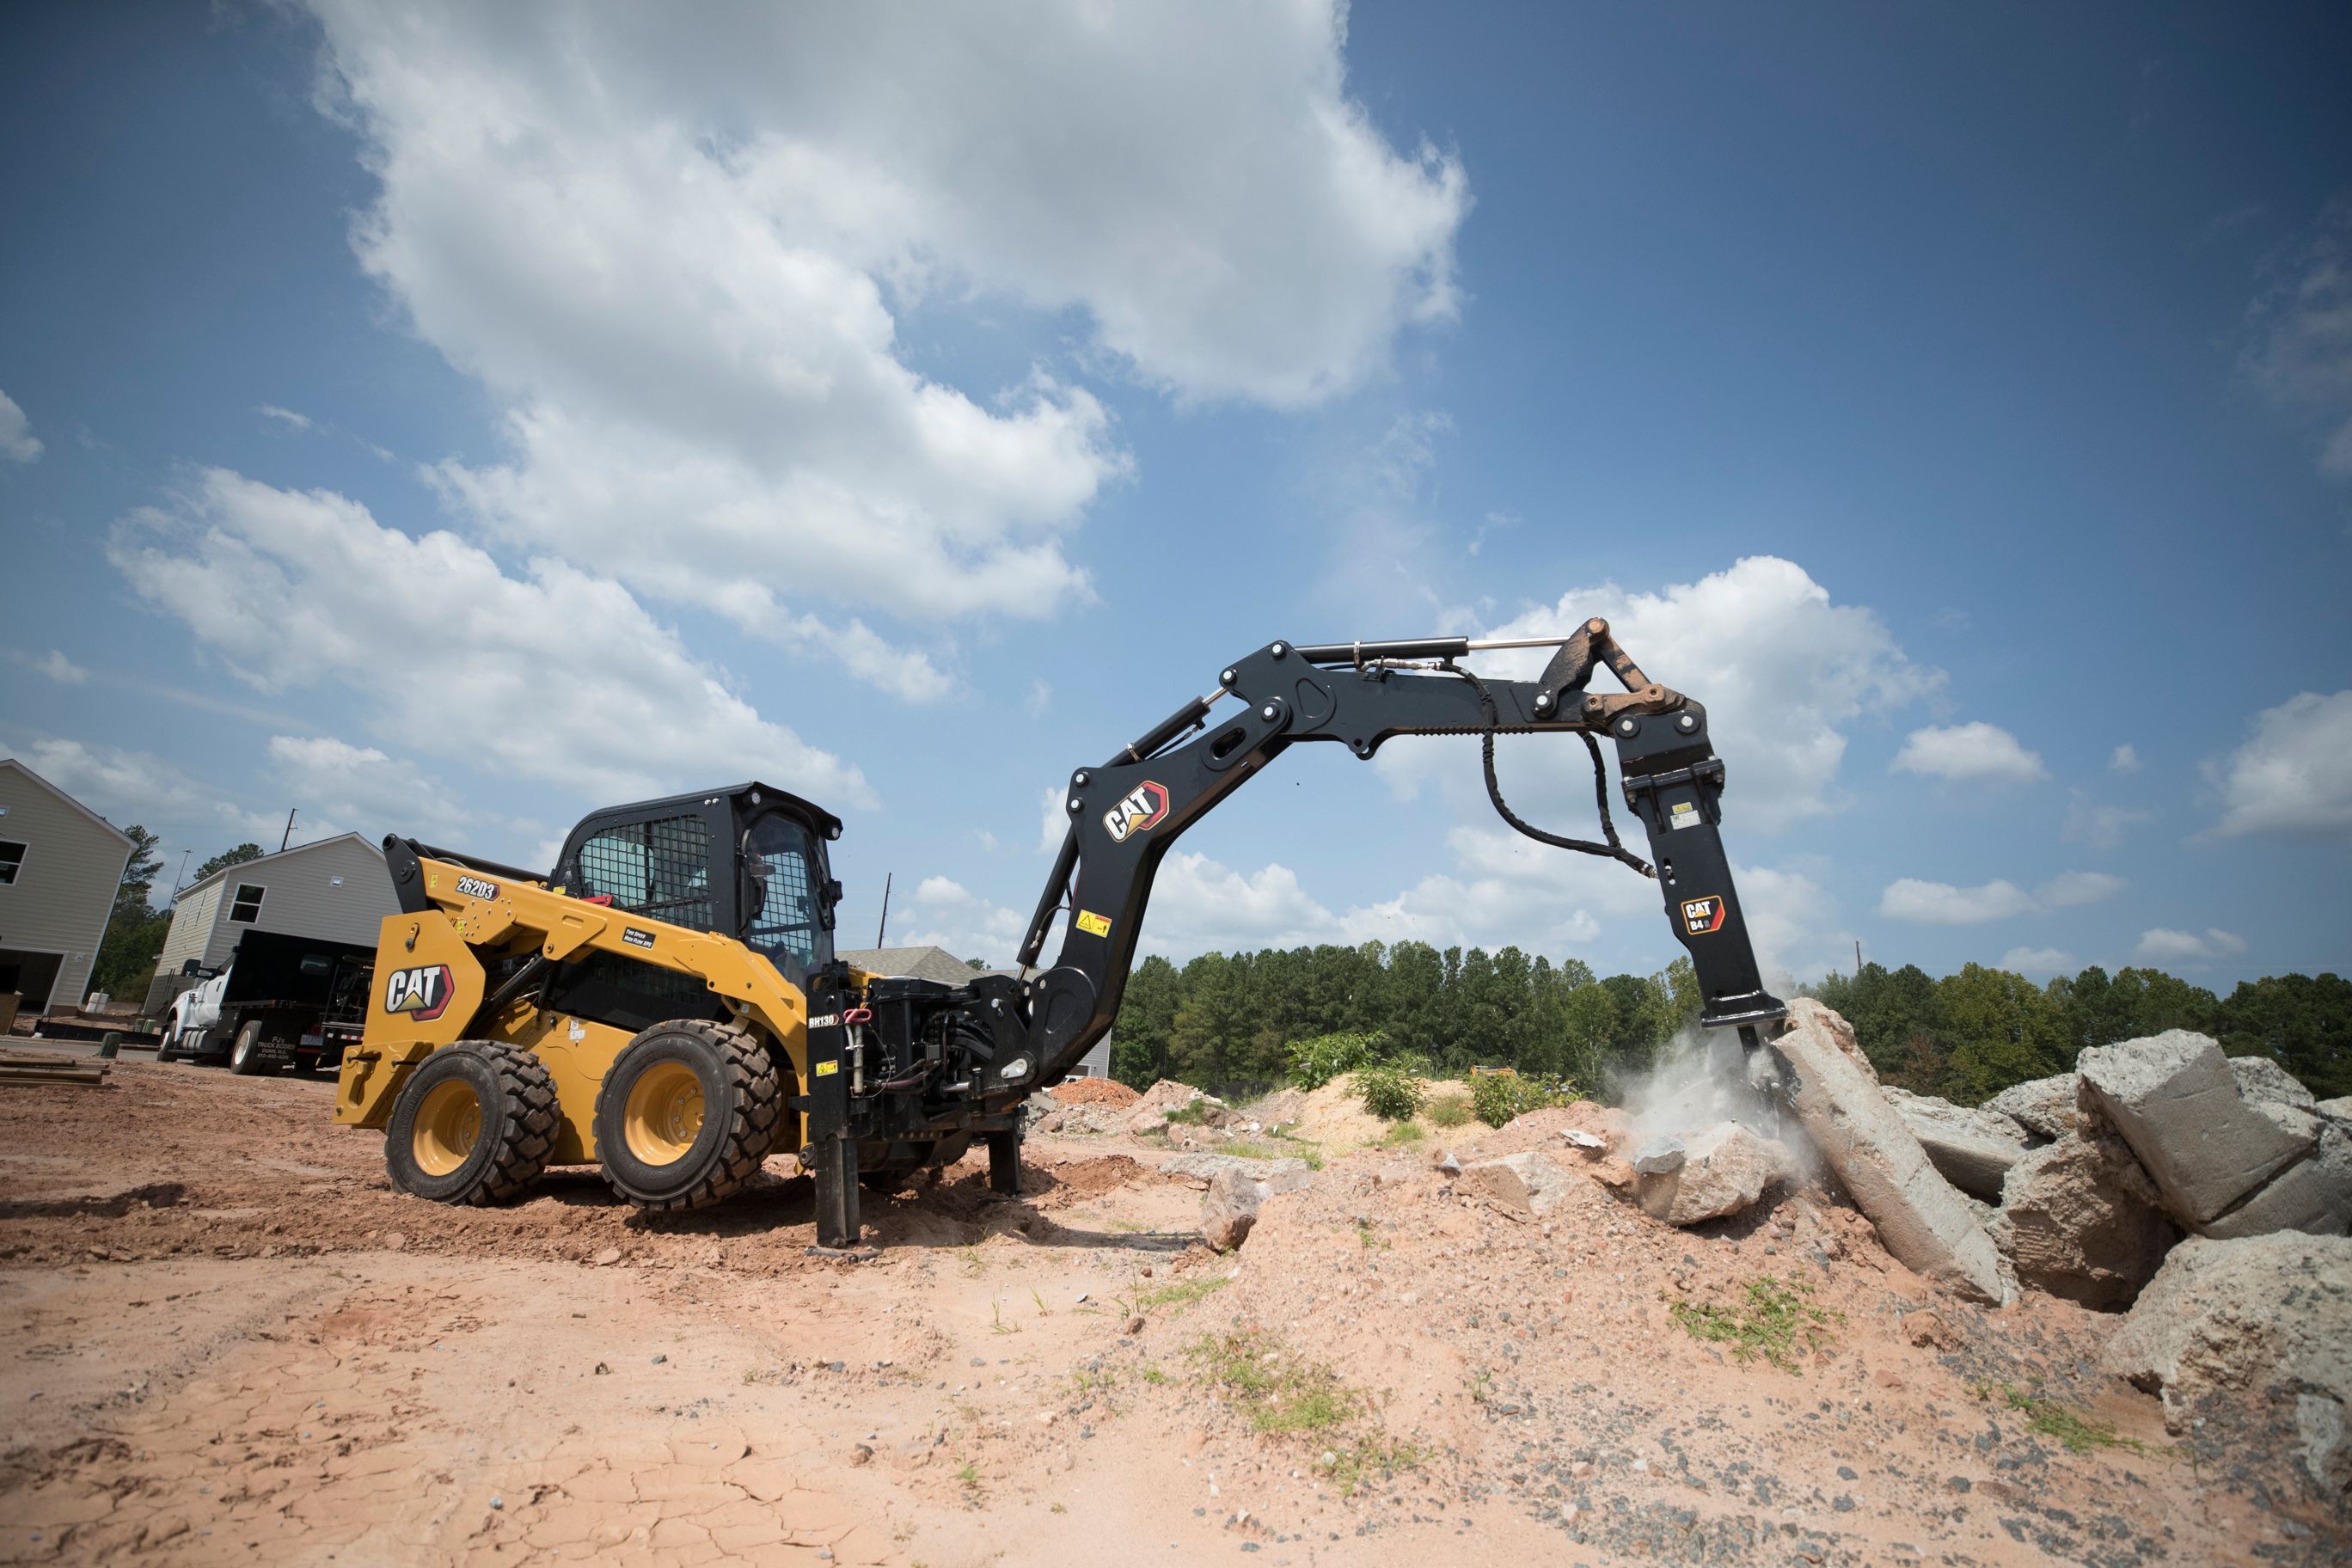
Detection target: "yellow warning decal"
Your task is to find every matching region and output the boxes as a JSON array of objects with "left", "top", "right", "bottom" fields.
[
  {"left": 814, "top": 1059, "right": 840, "bottom": 1077},
  {"left": 1075, "top": 910, "right": 1112, "bottom": 938}
]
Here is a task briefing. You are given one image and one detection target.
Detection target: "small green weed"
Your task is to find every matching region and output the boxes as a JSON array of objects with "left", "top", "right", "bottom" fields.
[
  {"left": 1356, "top": 1222, "right": 1390, "bottom": 1250},
  {"left": 1187, "top": 1330, "right": 1360, "bottom": 1434},
  {"left": 1318, "top": 1437, "right": 1427, "bottom": 1498},
  {"left": 1425, "top": 1090, "right": 1473, "bottom": 1129},
  {"left": 1974, "top": 1382, "right": 2145, "bottom": 1455},
  {"left": 1668, "top": 1276, "right": 1842, "bottom": 1372},
  {"left": 1470, "top": 1071, "right": 1579, "bottom": 1128},
  {"left": 1378, "top": 1120, "right": 1426, "bottom": 1146},
  {"left": 1164, "top": 1101, "right": 1213, "bottom": 1126},
  {"left": 1136, "top": 1275, "right": 1229, "bottom": 1314}
]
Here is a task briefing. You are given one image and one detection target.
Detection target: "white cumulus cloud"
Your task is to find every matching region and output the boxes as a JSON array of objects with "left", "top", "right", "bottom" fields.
[
  {"left": 1380, "top": 556, "right": 1941, "bottom": 835},
  {"left": 2239, "top": 195, "right": 2352, "bottom": 481},
  {"left": 1878, "top": 870, "right": 2124, "bottom": 925},
  {"left": 0, "top": 387, "right": 40, "bottom": 463},
  {"left": 2061, "top": 791, "right": 2155, "bottom": 850},
  {"left": 109, "top": 469, "right": 873, "bottom": 812},
  {"left": 1890, "top": 721, "right": 2047, "bottom": 786},
  {"left": 2205, "top": 689, "right": 2352, "bottom": 837},
  {"left": 2110, "top": 744, "right": 2141, "bottom": 774},
  {"left": 2000, "top": 946, "right": 2078, "bottom": 977},
  {"left": 2133, "top": 928, "right": 2249, "bottom": 965},
  {"left": 303, "top": 0, "right": 1468, "bottom": 658}
]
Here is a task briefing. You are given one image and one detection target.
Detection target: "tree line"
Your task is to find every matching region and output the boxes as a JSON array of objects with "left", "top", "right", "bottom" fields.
[{"left": 1105, "top": 940, "right": 2350, "bottom": 1104}]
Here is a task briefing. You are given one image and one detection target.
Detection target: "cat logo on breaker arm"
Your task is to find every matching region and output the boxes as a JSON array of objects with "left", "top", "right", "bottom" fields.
[
  {"left": 383, "top": 964, "right": 456, "bottom": 1020},
  {"left": 1681, "top": 896, "right": 1727, "bottom": 936},
  {"left": 1103, "top": 781, "right": 1169, "bottom": 843}
]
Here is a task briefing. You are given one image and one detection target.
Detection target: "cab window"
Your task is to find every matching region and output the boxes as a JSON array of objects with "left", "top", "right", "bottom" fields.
[{"left": 743, "top": 815, "right": 825, "bottom": 970}]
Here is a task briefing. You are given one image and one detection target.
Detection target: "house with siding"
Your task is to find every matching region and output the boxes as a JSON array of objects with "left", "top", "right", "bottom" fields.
[
  {"left": 0, "top": 758, "right": 137, "bottom": 1015},
  {"left": 146, "top": 834, "right": 399, "bottom": 1012}
]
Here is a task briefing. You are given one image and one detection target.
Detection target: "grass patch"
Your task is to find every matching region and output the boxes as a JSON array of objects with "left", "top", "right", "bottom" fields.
[
  {"left": 1377, "top": 1120, "right": 1426, "bottom": 1147},
  {"left": 1974, "top": 1382, "right": 2146, "bottom": 1455},
  {"left": 1187, "top": 1330, "right": 1360, "bottom": 1434},
  {"left": 1163, "top": 1101, "right": 1213, "bottom": 1126},
  {"left": 1425, "top": 1090, "right": 1473, "bottom": 1130},
  {"left": 1357, "top": 1222, "right": 1390, "bottom": 1250},
  {"left": 1319, "top": 1436, "right": 1427, "bottom": 1497},
  {"left": 1668, "top": 1276, "right": 1842, "bottom": 1373},
  {"left": 1136, "top": 1275, "right": 1230, "bottom": 1314}
]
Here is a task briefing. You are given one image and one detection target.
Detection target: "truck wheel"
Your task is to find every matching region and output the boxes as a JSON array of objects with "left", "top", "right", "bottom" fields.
[
  {"left": 385, "top": 1042, "right": 559, "bottom": 1205},
  {"left": 229, "top": 1020, "right": 274, "bottom": 1075},
  {"left": 156, "top": 1026, "right": 181, "bottom": 1063},
  {"left": 594, "top": 1021, "right": 781, "bottom": 1212}
]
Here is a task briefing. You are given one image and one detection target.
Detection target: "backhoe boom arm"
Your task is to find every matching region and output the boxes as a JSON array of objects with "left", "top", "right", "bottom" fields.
[{"left": 1000, "top": 628, "right": 1785, "bottom": 1095}]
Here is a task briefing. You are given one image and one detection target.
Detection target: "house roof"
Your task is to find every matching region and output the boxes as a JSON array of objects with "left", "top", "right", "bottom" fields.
[
  {"left": 177, "top": 830, "right": 385, "bottom": 899},
  {"left": 0, "top": 757, "right": 138, "bottom": 847},
  {"left": 837, "top": 945, "right": 1008, "bottom": 985}
]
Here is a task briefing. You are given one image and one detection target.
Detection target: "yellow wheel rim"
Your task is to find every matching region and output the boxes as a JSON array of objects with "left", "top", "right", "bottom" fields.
[
  {"left": 413, "top": 1079, "right": 481, "bottom": 1178},
  {"left": 623, "top": 1061, "right": 706, "bottom": 1167}
]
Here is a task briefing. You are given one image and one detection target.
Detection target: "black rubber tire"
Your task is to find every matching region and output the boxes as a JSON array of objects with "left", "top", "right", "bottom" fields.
[
  {"left": 229, "top": 1020, "right": 274, "bottom": 1076},
  {"left": 384, "top": 1041, "right": 559, "bottom": 1205},
  {"left": 593, "top": 1020, "right": 782, "bottom": 1212}
]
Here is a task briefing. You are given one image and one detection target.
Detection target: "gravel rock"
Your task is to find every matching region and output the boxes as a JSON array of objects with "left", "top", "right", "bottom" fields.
[
  {"left": 2315, "top": 1096, "right": 2352, "bottom": 1128},
  {"left": 1990, "top": 1125, "right": 2178, "bottom": 1308},
  {"left": 1124, "top": 1079, "right": 1221, "bottom": 1135},
  {"left": 1460, "top": 1150, "right": 1579, "bottom": 1219},
  {"left": 1635, "top": 1122, "right": 1798, "bottom": 1226},
  {"left": 2228, "top": 1055, "right": 2317, "bottom": 1111},
  {"left": 1984, "top": 1074, "right": 2078, "bottom": 1142},
  {"left": 1770, "top": 999, "right": 2012, "bottom": 1305},
  {"left": 2103, "top": 1233, "right": 2352, "bottom": 1497},
  {"left": 2078, "top": 1032, "right": 2317, "bottom": 1226},
  {"left": 1883, "top": 1086, "right": 2034, "bottom": 1202}
]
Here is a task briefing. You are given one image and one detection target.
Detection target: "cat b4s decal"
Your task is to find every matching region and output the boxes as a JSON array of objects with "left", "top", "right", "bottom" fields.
[
  {"left": 383, "top": 964, "right": 456, "bottom": 1020},
  {"left": 1103, "top": 781, "right": 1169, "bottom": 844},
  {"left": 1681, "top": 896, "right": 1727, "bottom": 935}
]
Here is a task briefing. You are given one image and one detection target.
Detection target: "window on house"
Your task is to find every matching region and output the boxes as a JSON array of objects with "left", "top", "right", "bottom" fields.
[
  {"left": 0, "top": 841, "right": 24, "bottom": 886},
  {"left": 229, "top": 883, "right": 266, "bottom": 923}
]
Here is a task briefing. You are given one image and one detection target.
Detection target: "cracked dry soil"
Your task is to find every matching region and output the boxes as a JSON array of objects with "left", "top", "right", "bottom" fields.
[{"left": 0, "top": 1061, "right": 2341, "bottom": 1566}]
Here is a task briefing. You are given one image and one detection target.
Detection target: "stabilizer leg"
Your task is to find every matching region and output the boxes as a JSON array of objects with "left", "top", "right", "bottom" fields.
[
  {"left": 812, "top": 1136, "right": 861, "bottom": 1249},
  {"left": 987, "top": 1130, "right": 1022, "bottom": 1196}
]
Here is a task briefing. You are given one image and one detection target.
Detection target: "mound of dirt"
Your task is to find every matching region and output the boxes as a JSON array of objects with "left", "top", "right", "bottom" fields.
[
  {"left": 1288, "top": 1074, "right": 1395, "bottom": 1150},
  {"left": 1050, "top": 1077, "right": 1140, "bottom": 1108}
]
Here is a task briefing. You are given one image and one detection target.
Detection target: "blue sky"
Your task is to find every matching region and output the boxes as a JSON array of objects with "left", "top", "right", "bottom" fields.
[{"left": 3, "top": 2, "right": 2348, "bottom": 990}]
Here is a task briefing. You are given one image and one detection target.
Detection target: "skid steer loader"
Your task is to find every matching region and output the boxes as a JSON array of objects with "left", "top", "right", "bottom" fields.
[{"left": 334, "top": 622, "right": 1785, "bottom": 1248}]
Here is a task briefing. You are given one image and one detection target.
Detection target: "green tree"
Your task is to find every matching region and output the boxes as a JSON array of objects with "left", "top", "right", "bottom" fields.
[
  {"left": 192, "top": 842, "right": 265, "bottom": 885},
  {"left": 2216, "top": 972, "right": 2352, "bottom": 1099},
  {"left": 1936, "top": 963, "right": 2067, "bottom": 1105},
  {"left": 1110, "top": 954, "right": 1181, "bottom": 1087},
  {"left": 89, "top": 825, "right": 169, "bottom": 1002}
]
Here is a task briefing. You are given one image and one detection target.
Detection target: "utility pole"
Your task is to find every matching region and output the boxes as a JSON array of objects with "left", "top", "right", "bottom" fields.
[
  {"left": 279, "top": 808, "right": 298, "bottom": 853},
  {"left": 875, "top": 872, "right": 893, "bottom": 948}
]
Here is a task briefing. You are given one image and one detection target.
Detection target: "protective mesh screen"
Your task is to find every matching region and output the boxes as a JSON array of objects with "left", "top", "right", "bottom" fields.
[
  {"left": 571, "top": 816, "right": 713, "bottom": 931},
  {"left": 744, "top": 817, "right": 818, "bottom": 967}
]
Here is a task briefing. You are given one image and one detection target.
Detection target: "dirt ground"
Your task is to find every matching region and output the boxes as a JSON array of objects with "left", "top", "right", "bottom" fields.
[{"left": 1, "top": 1062, "right": 2341, "bottom": 1566}]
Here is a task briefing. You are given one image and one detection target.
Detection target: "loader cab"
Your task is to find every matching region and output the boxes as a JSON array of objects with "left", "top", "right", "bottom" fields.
[{"left": 542, "top": 781, "right": 844, "bottom": 1029}]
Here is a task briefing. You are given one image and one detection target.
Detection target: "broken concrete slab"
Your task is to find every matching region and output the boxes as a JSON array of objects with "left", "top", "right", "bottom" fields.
[
  {"left": 1636, "top": 1122, "right": 1798, "bottom": 1227},
  {"left": 2103, "top": 1233, "right": 2352, "bottom": 1498},
  {"left": 1984, "top": 1074, "right": 2077, "bottom": 1142},
  {"left": 1632, "top": 1136, "right": 1686, "bottom": 1175},
  {"left": 2077, "top": 1032, "right": 2317, "bottom": 1225},
  {"left": 1460, "top": 1150, "right": 1579, "bottom": 1219},
  {"left": 1124, "top": 1079, "right": 1222, "bottom": 1135},
  {"left": 1991, "top": 1126, "right": 2179, "bottom": 1308},
  {"left": 1158, "top": 1153, "right": 1312, "bottom": 1186},
  {"left": 1769, "top": 999, "right": 2012, "bottom": 1304},
  {"left": 2228, "top": 1055, "right": 2317, "bottom": 1111},
  {"left": 2198, "top": 1120, "right": 2352, "bottom": 1240},
  {"left": 1883, "top": 1086, "right": 2034, "bottom": 1203},
  {"left": 1198, "top": 1161, "right": 1314, "bottom": 1252}
]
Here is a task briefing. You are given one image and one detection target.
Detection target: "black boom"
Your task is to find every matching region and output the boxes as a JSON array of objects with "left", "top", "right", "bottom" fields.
[{"left": 994, "top": 625, "right": 1786, "bottom": 1098}]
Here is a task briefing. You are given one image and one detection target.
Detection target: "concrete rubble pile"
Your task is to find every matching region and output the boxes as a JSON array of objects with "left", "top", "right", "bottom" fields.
[{"left": 2104, "top": 1233, "right": 2352, "bottom": 1496}]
